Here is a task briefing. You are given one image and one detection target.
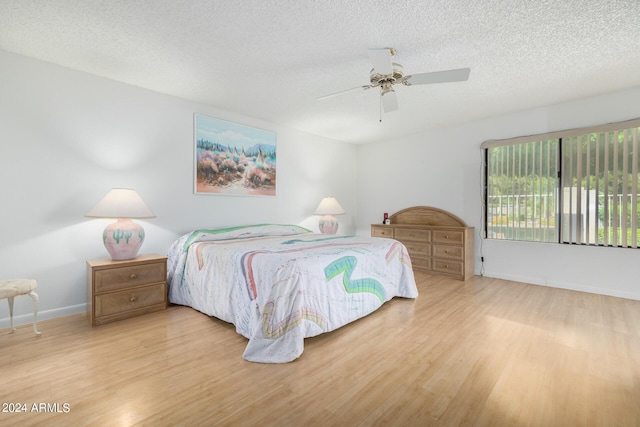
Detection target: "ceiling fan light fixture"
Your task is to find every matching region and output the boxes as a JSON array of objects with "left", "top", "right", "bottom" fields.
[{"left": 380, "top": 82, "right": 394, "bottom": 95}]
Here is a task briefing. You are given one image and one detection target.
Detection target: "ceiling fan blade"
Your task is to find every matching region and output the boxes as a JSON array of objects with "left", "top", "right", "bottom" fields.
[
  {"left": 317, "top": 85, "right": 370, "bottom": 101},
  {"left": 381, "top": 91, "right": 398, "bottom": 113},
  {"left": 406, "top": 68, "right": 471, "bottom": 85},
  {"left": 368, "top": 48, "right": 393, "bottom": 75}
]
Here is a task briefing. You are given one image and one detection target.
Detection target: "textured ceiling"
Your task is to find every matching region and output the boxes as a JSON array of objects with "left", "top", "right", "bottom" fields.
[{"left": 1, "top": 0, "right": 639, "bottom": 144}]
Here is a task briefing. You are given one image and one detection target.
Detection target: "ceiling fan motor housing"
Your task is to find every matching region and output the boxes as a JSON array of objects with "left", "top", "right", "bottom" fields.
[{"left": 370, "top": 62, "right": 404, "bottom": 87}]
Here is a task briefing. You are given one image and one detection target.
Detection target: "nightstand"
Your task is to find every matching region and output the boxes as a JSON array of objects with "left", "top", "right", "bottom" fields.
[{"left": 86, "top": 253, "right": 167, "bottom": 326}]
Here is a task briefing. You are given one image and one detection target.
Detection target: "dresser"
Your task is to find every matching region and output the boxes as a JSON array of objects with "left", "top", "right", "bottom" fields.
[
  {"left": 86, "top": 253, "right": 168, "bottom": 326},
  {"left": 371, "top": 206, "right": 474, "bottom": 280}
]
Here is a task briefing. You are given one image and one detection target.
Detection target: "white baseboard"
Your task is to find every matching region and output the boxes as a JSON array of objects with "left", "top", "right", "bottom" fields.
[
  {"left": 479, "top": 271, "right": 640, "bottom": 301},
  {"left": 0, "top": 303, "right": 86, "bottom": 330}
]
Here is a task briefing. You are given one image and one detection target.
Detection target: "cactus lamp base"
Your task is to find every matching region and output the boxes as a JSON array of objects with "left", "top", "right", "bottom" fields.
[
  {"left": 103, "top": 218, "right": 145, "bottom": 261},
  {"left": 318, "top": 215, "right": 339, "bottom": 235}
]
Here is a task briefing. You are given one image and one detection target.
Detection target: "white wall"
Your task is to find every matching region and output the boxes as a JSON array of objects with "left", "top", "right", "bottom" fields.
[
  {"left": 357, "top": 87, "right": 640, "bottom": 300},
  {"left": 0, "top": 50, "right": 358, "bottom": 327}
]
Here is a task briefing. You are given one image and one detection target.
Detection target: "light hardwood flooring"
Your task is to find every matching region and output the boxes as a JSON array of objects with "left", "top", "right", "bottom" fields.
[{"left": 1, "top": 272, "right": 640, "bottom": 426}]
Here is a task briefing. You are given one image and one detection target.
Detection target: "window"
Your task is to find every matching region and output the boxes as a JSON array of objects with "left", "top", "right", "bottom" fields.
[{"left": 483, "top": 118, "right": 640, "bottom": 248}]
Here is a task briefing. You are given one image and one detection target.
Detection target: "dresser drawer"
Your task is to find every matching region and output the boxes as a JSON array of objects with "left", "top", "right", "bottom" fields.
[
  {"left": 432, "top": 244, "right": 464, "bottom": 260},
  {"left": 95, "top": 262, "right": 165, "bottom": 293},
  {"left": 394, "top": 228, "right": 431, "bottom": 241},
  {"left": 410, "top": 256, "right": 430, "bottom": 270},
  {"left": 432, "top": 259, "right": 464, "bottom": 276},
  {"left": 432, "top": 230, "right": 464, "bottom": 245},
  {"left": 94, "top": 283, "right": 167, "bottom": 318},
  {"left": 402, "top": 242, "right": 430, "bottom": 257},
  {"left": 371, "top": 226, "right": 393, "bottom": 238}
]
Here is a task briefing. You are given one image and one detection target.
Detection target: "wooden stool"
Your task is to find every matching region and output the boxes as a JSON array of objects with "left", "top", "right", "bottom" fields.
[{"left": 0, "top": 279, "right": 41, "bottom": 335}]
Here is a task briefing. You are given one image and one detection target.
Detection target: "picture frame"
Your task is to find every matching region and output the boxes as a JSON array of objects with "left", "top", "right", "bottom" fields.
[{"left": 194, "top": 113, "right": 277, "bottom": 196}]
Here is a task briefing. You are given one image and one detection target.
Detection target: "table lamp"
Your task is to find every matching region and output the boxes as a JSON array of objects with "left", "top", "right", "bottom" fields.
[
  {"left": 314, "top": 197, "right": 345, "bottom": 235},
  {"left": 85, "top": 188, "right": 156, "bottom": 260}
]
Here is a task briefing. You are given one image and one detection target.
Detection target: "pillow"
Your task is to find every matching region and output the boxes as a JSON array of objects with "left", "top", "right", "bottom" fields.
[{"left": 182, "top": 224, "right": 311, "bottom": 250}]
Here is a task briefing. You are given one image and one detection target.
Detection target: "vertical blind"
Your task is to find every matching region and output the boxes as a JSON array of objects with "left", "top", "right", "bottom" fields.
[
  {"left": 563, "top": 126, "right": 640, "bottom": 247},
  {"left": 483, "top": 118, "right": 640, "bottom": 248},
  {"left": 485, "top": 139, "right": 558, "bottom": 242}
]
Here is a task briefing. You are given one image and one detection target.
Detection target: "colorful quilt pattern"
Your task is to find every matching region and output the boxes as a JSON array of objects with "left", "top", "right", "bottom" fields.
[{"left": 167, "top": 224, "right": 418, "bottom": 363}]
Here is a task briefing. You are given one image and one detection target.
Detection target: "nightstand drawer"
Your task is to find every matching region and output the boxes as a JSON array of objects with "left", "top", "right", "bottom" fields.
[
  {"left": 95, "top": 262, "right": 165, "bottom": 293},
  {"left": 432, "top": 230, "right": 464, "bottom": 245},
  {"left": 432, "top": 259, "right": 464, "bottom": 276},
  {"left": 395, "top": 228, "right": 431, "bottom": 241},
  {"left": 94, "top": 283, "right": 166, "bottom": 318},
  {"left": 432, "top": 244, "right": 464, "bottom": 260},
  {"left": 371, "top": 226, "right": 393, "bottom": 238}
]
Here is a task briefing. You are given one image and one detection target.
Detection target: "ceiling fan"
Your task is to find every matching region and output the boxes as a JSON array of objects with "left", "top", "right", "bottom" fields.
[{"left": 318, "top": 47, "right": 470, "bottom": 114}]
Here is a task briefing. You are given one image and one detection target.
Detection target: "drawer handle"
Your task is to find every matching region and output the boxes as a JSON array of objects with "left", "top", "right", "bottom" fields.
[
  {"left": 129, "top": 273, "right": 137, "bottom": 280},
  {"left": 130, "top": 295, "right": 137, "bottom": 303}
]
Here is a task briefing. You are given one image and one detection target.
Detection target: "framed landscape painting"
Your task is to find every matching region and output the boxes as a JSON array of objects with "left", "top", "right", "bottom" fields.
[{"left": 194, "top": 114, "right": 277, "bottom": 196}]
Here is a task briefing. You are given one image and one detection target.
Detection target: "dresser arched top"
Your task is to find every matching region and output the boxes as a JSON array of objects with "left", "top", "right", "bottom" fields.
[{"left": 389, "top": 206, "right": 468, "bottom": 228}]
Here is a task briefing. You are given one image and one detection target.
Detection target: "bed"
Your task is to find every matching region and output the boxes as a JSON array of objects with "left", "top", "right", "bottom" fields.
[{"left": 167, "top": 224, "right": 418, "bottom": 363}]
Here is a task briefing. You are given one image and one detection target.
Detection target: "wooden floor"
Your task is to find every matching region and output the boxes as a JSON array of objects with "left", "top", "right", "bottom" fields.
[{"left": 2, "top": 273, "right": 640, "bottom": 427}]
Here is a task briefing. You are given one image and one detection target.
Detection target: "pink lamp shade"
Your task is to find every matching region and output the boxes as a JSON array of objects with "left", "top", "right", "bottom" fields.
[
  {"left": 86, "top": 188, "right": 156, "bottom": 260},
  {"left": 314, "top": 197, "right": 346, "bottom": 235}
]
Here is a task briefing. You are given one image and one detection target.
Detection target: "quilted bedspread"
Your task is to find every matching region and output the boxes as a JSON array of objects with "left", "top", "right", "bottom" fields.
[{"left": 167, "top": 224, "right": 418, "bottom": 363}]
